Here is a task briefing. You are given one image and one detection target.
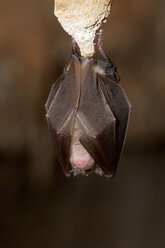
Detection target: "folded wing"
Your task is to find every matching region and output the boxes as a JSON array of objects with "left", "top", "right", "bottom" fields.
[
  {"left": 45, "top": 56, "right": 81, "bottom": 176},
  {"left": 76, "top": 60, "right": 116, "bottom": 177},
  {"left": 99, "top": 75, "right": 131, "bottom": 167}
]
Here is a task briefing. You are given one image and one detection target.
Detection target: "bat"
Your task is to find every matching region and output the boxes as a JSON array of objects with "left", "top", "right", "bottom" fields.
[{"left": 45, "top": 30, "right": 131, "bottom": 178}]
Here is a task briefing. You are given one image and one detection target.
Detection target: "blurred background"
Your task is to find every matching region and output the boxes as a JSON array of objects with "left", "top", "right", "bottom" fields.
[{"left": 0, "top": 0, "right": 165, "bottom": 247}]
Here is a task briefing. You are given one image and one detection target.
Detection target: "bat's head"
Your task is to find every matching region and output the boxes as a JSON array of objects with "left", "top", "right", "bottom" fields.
[{"left": 69, "top": 120, "right": 106, "bottom": 177}]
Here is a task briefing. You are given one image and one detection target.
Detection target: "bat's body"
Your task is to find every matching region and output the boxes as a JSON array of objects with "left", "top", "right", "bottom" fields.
[{"left": 45, "top": 32, "right": 131, "bottom": 177}]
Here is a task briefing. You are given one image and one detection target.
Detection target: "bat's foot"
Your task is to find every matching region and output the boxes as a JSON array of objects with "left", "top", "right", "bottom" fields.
[
  {"left": 72, "top": 37, "right": 81, "bottom": 57},
  {"left": 97, "top": 29, "right": 120, "bottom": 83},
  {"left": 97, "top": 29, "right": 109, "bottom": 62}
]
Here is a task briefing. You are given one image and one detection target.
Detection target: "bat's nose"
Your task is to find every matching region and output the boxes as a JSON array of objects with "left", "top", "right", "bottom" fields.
[
  {"left": 71, "top": 157, "right": 94, "bottom": 169},
  {"left": 70, "top": 142, "right": 94, "bottom": 170}
]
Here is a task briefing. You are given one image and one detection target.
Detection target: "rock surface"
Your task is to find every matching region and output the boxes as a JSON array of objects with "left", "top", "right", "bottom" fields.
[{"left": 54, "top": 0, "right": 112, "bottom": 57}]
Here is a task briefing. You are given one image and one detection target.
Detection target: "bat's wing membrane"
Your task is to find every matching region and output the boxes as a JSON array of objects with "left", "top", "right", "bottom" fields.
[
  {"left": 45, "top": 74, "right": 64, "bottom": 112},
  {"left": 76, "top": 60, "right": 116, "bottom": 177},
  {"left": 46, "top": 56, "right": 81, "bottom": 176},
  {"left": 45, "top": 54, "right": 131, "bottom": 177},
  {"left": 99, "top": 75, "right": 131, "bottom": 165}
]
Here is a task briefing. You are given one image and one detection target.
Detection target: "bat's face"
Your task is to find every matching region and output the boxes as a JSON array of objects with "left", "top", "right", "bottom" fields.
[
  {"left": 45, "top": 54, "right": 131, "bottom": 178},
  {"left": 69, "top": 119, "right": 103, "bottom": 176},
  {"left": 69, "top": 121, "right": 94, "bottom": 170}
]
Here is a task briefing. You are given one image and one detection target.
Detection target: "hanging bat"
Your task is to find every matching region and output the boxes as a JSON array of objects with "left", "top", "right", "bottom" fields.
[{"left": 45, "top": 30, "right": 131, "bottom": 178}]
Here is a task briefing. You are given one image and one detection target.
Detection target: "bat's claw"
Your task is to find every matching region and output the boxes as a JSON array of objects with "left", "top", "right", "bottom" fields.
[{"left": 97, "top": 29, "right": 104, "bottom": 42}]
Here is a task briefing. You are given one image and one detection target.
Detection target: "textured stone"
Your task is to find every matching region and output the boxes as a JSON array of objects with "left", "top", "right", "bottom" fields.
[{"left": 54, "top": 0, "right": 112, "bottom": 57}]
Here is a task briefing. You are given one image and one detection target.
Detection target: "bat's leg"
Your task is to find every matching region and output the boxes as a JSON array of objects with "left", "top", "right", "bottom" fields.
[
  {"left": 97, "top": 29, "right": 120, "bottom": 83},
  {"left": 72, "top": 38, "right": 81, "bottom": 57},
  {"left": 97, "top": 29, "right": 110, "bottom": 62}
]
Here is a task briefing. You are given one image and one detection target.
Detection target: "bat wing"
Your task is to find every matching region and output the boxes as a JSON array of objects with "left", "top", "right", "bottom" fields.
[
  {"left": 99, "top": 75, "right": 131, "bottom": 166},
  {"left": 45, "top": 74, "right": 64, "bottom": 112},
  {"left": 76, "top": 60, "right": 117, "bottom": 177},
  {"left": 46, "top": 55, "right": 81, "bottom": 176}
]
